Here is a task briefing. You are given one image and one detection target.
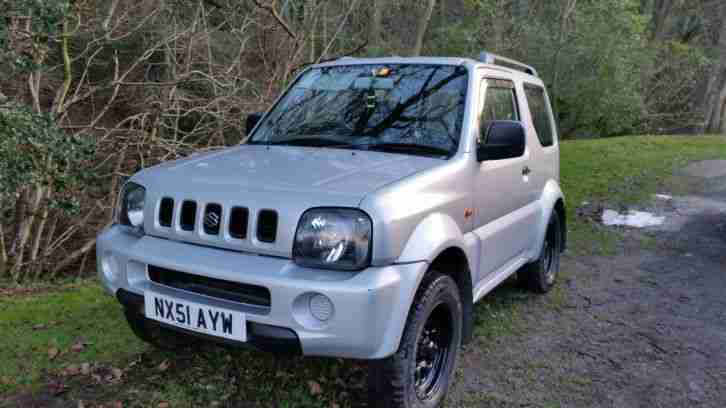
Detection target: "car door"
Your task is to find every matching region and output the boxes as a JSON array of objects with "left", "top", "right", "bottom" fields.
[{"left": 472, "top": 77, "right": 534, "bottom": 281}]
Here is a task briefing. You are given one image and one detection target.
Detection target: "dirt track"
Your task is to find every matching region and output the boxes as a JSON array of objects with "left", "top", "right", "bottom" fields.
[{"left": 448, "top": 161, "right": 726, "bottom": 407}]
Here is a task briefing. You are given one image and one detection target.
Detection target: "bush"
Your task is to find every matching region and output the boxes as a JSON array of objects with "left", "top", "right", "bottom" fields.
[{"left": 0, "top": 103, "right": 94, "bottom": 279}]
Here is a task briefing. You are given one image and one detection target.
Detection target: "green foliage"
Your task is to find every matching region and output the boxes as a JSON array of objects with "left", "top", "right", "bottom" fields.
[
  {"left": 0, "top": 104, "right": 94, "bottom": 213},
  {"left": 435, "top": 0, "right": 651, "bottom": 138},
  {"left": 642, "top": 40, "right": 709, "bottom": 131},
  {"left": 0, "top": 0, "right": 70, "bottom": 72},
  {"left": 550, "top": 0, "right": 648, "bottom": 137}
]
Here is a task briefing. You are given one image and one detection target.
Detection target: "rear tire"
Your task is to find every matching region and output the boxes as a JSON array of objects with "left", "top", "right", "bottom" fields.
[
  {"left": 124, "top": 310, "right": 197, "bottom": 350},
  {"left": 518, "top": 211, "right": 562, "bottom": 293},
  {"left": 368, "top": 271, "right": 462, "bottom": 408}
]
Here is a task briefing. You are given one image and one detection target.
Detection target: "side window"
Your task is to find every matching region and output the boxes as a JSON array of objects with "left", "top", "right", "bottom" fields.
[
  {"left": 479, "top": 79, "right": 518, "bottom": 144},
  {"left": 524, "top": 84, "right": 554, "bottom": 147}
]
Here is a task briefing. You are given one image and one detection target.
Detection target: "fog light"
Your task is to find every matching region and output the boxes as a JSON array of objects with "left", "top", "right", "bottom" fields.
[
  {"left": 101, "top": 252, "right": 119, "bottom": 282},
  {"left": 309, "top": 294, "right": 334, "bottom": 322}
]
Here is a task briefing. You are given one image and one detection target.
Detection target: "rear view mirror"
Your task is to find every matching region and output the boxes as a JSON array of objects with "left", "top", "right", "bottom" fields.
[
  {"left": 246, "top": 112, "right": 263, "bottom": 135},
  {"left": 477, "top": 120, "right": 525, "bottom": 161}
]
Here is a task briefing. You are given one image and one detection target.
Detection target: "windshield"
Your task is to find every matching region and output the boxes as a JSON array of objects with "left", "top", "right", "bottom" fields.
[{"left": 248, "top": 64, "right": 469, "bottom": 158}]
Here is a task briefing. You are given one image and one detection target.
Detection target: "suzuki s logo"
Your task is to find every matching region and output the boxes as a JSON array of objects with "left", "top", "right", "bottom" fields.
[{"left": 204, "top": 212, "right": 220, "bottom": 229}]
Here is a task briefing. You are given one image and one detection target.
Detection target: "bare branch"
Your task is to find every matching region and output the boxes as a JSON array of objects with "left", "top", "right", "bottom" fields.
[
  {"left": 252, "top": 0, "right": 298, "bottom": 41},
  {"left": 316, "top": 0, "right": 360, "bottom": 62}
]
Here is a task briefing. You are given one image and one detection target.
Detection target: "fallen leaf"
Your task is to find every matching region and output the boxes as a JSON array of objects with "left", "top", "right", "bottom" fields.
[
  {"left": 157, "top": 402, "right": 170, "bottom": 408},
  {"left": 64, "top": 364, "right": 80, "bottom": 376},
  {"left": 157, "top": 360, "right": 170, "bottom": 372},
  {"left": 112, "top": 401, "right": 123, "bottom": 408},
  {"left": 33, "top": 324, "right": 48, "bottom": 331},
  {"left": 308, "top": 380, "right": 322, "bottom": 396},
  {"left": 111, "top": 367, "right": 123, "bottom": 381},
  {"left": 48, "top": 380, "right": 66, "bottom": 396},
  {"left": 48, "top": 347, "right": 60, "bottom": 360},
  {"left": 126, "top": 357, "right": 141, "bottom": 370},
  {"left": 0, "top": 376, "right": 12, "bottom": 385},
  {"left": 81, "top": 362, "right": 91, "bottom": 375},
  {"left": 70, "top": 342, "right": 85, "bottom": 353}
]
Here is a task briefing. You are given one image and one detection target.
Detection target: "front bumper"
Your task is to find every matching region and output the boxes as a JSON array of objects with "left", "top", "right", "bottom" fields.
[{"left": 97, "top": 225, "right": 427, "bottom": 359}]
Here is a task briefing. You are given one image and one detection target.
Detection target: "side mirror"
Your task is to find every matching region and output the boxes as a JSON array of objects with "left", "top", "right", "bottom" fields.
[
  {"left": 477, "top": 120, "right": 526, "bottom": 161},
  {"left": 245, "top": 112, "right": 263, "bottom": 135}
]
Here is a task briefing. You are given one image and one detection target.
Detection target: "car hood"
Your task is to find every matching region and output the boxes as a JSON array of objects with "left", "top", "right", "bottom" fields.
[
  {"left": 132, "top": 145, "right": 443, "bottom": 258},
  {"left": 139, "top": 145, "right": 441, "bottom": 202}
]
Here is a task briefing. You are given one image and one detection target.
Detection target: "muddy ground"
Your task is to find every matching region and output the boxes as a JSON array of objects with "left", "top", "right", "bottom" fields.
[{"left": 448, "top": 161, "right": 726, "bottom": 407}]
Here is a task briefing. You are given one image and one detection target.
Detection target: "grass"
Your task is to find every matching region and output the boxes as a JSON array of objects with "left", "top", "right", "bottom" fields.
[
  {"left": 1, "top": 134, "right": 725, "bottom": 406},
  {"left": 0, "top": 284, "right": 145, "bottom": 393},
  {"left": 559, "top": 135, "right": 726, "bottom": 254},
  {"left": 0, "top": 283, "right": 367, "bottom": 406}
]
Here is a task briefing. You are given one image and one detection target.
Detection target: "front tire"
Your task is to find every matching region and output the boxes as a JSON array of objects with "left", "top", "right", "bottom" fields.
[
  {"left": 369, "top": 271, "right": 462, "bottom": 408},
  {"left": 518, "top": 211, "right": 562, "bottom": 293}
]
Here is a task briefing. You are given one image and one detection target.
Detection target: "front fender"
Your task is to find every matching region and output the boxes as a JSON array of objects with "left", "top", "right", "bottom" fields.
[
  {"left": 396, "top": 212, "right": 470, "bottom": 264},
  {"left": 529, "top": 179, "right": 565, "bottom": 259}
]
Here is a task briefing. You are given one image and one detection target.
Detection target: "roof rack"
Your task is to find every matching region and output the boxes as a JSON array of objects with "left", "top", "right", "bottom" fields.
[{"left": 477, "top": 51, "right": 538, "bottom": 77}]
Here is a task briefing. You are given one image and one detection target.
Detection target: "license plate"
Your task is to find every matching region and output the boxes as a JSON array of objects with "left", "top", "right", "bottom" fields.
[{"left": 144, "top": 291, "right": 246, "bottom": 342}]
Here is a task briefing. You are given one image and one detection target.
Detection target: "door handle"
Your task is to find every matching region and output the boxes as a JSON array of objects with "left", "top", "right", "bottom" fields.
[{"left": 522, "top": 166, "right": 532, "bottom": 176}]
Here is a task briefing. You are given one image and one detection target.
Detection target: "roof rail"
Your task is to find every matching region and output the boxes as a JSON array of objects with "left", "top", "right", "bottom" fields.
[{"left": 477, "top": 51, "right": 538, "bottom": 77}]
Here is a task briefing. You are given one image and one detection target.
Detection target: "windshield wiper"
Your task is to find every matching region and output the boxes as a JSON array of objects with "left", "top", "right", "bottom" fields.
[
  {"left": 250, "top": 138, "right": 452, "bottom": 158},
  {"left": 259, "top": 137, "right": 351, "bottom": 148},
  {"left": 359, "top": 143, "right": 452, "bottom": 158}
]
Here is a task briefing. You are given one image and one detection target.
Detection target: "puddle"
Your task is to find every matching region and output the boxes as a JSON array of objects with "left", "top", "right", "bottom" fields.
[{"left": 602, "top": 209, "right": 666, "bottom": 228}]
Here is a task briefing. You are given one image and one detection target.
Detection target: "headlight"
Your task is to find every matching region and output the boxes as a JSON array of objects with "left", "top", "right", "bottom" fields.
[
  {"left": 293, "top": 208, "right": 372, "bottom": 271},
  {"left": 118, "top": 182, "right": 146, "bottom": 229}
]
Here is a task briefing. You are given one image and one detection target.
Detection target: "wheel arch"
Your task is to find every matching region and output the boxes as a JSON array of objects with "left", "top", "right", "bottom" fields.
[
  {"left": 554, "top": 197, "right": 567, "bottom": 252},
  {"left": 429, "top": 246, "right": 474, "bottom": 345},
  {"left": 532, "top": 180, "right": 566, "bottom": 259},
  {"left": 396, "top": 212, "right": 476, "bottom": 345}
]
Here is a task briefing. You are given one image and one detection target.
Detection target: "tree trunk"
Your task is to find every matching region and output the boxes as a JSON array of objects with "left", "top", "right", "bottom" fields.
[
  {"left": 29, "top": 189, "right": 51, "bottom": 263},
  {"left": 0, "top": 223, "right": 7, "bottom": 277},
  {"left": 369, "top": 0, "right": 383, "bottom": 48},
  {"left": 550, "top": 0, "right": 578, "bottom": 114},
  {"left": 10, "top": 185, "right": 45, "bottom": 280},
  {"left": 411, "top": 0, "right": 436, "bottom": 56},
  {"left": 651, "top": 0, "right": 674, "bottom": 42},
  {"left": 492, "top": 0, "right": 506, "bottom": 52},
  {"left": 704, "top": 3, "right": 726, "bottom": 133}
]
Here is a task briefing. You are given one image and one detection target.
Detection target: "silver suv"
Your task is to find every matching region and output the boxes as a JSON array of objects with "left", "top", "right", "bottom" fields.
[{"left": 97, "top": 52, "right": 566, "bottom": 407}]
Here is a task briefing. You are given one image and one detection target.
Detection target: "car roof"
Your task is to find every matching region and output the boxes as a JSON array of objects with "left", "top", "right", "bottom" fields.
[{"left": 312, "top": 56, "right": 541, "bottom": 83}]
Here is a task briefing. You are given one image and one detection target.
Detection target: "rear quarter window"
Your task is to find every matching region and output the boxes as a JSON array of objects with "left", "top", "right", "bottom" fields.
[{"left": 524, "top": 84, "right": 555, "bottom": 147}]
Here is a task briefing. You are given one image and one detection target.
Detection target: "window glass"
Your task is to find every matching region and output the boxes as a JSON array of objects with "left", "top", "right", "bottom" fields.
[
  {"left": 480, "top": 81, "right": 518, "bottom": 143},
  {"left": 249, "top": 64, "right": 468, "bottom": 158},
  {"left": 524, "top": 85, "right": 554, "bottom": 147}
]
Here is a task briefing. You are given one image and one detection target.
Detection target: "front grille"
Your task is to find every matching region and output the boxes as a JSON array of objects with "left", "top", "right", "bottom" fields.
[
  {"left": 157, "top": 198, "right": 278, "bottom": 243},
  {"left": 180, "top": 201, "right": 197, "bottom": 231},
  {"left": 203, "top": 203, "right": 222, "bottom": 235},
  {"left": 148, "top": 265, "right": 271, "bottom": 308},
  {"left": 228, "top": 207, "right": 249, "bottom": 239},
  {"left": 257, "top": 210, "right": 278, "bottom": 243},
  {"left": 159, "top": 198, "right": 174, "bottom": 227}
]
